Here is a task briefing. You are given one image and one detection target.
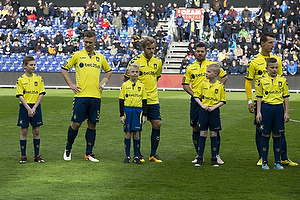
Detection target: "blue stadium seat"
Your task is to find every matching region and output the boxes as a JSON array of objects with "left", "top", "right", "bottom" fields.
[
  {"left": 118, "top": 67, "right": 126, "bottom": 72},
  {"left": 111, "top": 67, "right": 118, "bottom": 72}
]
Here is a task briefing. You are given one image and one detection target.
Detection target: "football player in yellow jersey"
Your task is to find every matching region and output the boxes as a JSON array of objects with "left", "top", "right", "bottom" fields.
[
  {"left": 256, "top": 58, "right": 290, "bottom": 170},
  {"left": 119, "top": 64, "right": 147, "bottom": 164},
  {"left": 61, "top": 30, "right": 112, "bottom": 162},
  {"left": 245, "top": 32, "right": 297, "bottom": 166},
  {"left": 123, "top": 36, "right": 163, "bottom": 163},
  {"left": 16, "top": 56, "right": 46, "bottom": 164},
  {"left": 193, "top": 64, "right": 226, "bottom": 167},
  {"left": 182, "top": 43, "right": 228, "bottom": 165}
]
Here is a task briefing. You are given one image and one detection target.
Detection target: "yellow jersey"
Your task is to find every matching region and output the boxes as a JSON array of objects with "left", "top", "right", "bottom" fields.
[
  {"left": 194, "top": 80, "right": 226, "bottom": 107},
  {"left": 119, "top": 80, "right": 147, "bottom": 107},
  {"left": 16, "top": 73, "right": 46, "bottom": 104},
  {"left": 256, "top": 74, "right": 289, "bottom": 105},
  {"left": 124, "top": 54, "right": 162, "bottom": 105},
  {"left": 62, "top": 49, "right": 112, "bottom": 98},
  {"left": 245, "top": 53, "right": 282, "bottom": 90},
  {"left": 182, "top": 59, "right": 227, "bottom": 93}
]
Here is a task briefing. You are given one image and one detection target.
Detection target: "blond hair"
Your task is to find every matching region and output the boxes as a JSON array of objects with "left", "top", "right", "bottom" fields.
[{"left": 207, "top": 64, "right": 220, "bottom": 75}]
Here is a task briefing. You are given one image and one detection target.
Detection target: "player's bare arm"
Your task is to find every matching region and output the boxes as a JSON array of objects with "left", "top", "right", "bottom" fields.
[
  {"left": 183, "top": 84, "right": 194, "bottom": 96},
  {"left": 220, "top": 76, "right": 228, "bottom": 84},
  {"left": 61, "top": 68, "right": 82, "bottom": 94},
  {"left": 18, "top": 96, "right": 34, "bottom": 117},
  {"left": 255, "top": 98, "right": 262, "bottom": 123},
  {"left": 208, "top": 102, "right": 224, "bottom": 112},
  {"left": 99, "top": 71, "right": 112, "bottom": 93},
  {"left": 284, "top": 97, "right": 289, "bottom": 123},
  {"left": 31, "top": 94, "right": 45, "bottom": 116}
]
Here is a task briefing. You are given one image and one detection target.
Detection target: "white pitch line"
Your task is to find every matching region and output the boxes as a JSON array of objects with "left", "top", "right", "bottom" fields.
[{"left": 290, "top": 119, "right": 300, "bottom": 123}]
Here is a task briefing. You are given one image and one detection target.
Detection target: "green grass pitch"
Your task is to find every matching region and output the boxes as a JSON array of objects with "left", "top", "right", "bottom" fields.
[{"left": 0, "top": 88, "right": 299, "bottom": 199}]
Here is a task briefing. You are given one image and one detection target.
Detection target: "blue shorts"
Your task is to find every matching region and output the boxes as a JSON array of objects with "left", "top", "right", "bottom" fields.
[
  {"left": 259, "top": 103, "right": 285, "bottom": 134},
  {"left": 17, "top": 104, "right": 43, "bottom": 127},
  {"left": 147, "top": 104, "right": 161, "bottom": 121},
  {"left": 190, "top": 97, "right": 200, "bottom": 127},
  {"left": 123, "top": 106, "right": 143, "bottom": 131},
  {"left": 72, "top": 97, "right": 101, "bottom": 123},
  {"left": 196, "top": 107, "right": 222, "bottom": 131}
]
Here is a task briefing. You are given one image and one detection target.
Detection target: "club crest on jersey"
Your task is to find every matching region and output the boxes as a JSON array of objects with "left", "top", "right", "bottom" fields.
[
  {"left": 278, "top": 81, "right": 282, "bottom": 87},
  {"left": 138, "top": 87, "right": 141, "bottom": 91},
  {"left": 79, "top": 63, "right": 84, "bottom": 68},
  {"left": 154, "top": 64, "right": 157, "bottom": 69},
  {"left": 96, "top": 57, "right": 99, "bottom": 62},
  {"left": 34, "top": 81, "right": 38, "bottom": 86},
  {"left": 215, "top": 89, "right": 218, "bottom": 94}
]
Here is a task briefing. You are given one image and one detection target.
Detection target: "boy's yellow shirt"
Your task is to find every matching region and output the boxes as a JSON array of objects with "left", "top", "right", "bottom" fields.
[
  {"left": 16, "top": 73, "right": 46, "bottom": 104},
  {"left": 256, "top": 74, "right": 290, "bottom": 105},
  {"left": 194, "top": 79, "right": 226, "bottom": 107},
  {"left": 119, "top": 80, "right": 147, "bottom": 107}
]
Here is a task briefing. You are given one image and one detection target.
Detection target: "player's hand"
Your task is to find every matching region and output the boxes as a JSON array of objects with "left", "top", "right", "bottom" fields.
[
  {"left": 248, "top": 103, "right": 255, "bottom": 113},
  {"left": 284, "top": 113, "right": 290, "bottom": 123},
  {"left": 99, "top": 86, "right": 103, "bottom": 94},
  {"left": 120, "top": 116, "right": 125, "bottom": 124},
  {"left": 69, "top": 83, "right": 82, "bottom": 94},
  {"left": 207, "top": 106, "right": 215, "bottom": 112},
  {"left": 142, "top": 116, "right": 146, "bottom": 124},
  {"left": 256, "top": 113, "right": 262, "bottom": 123},
  {"left": 27, "top": 108, "right": 35, "bottom": 117},
  {"left": 201, "top": 105, "right": 209, "bottom": 111}
]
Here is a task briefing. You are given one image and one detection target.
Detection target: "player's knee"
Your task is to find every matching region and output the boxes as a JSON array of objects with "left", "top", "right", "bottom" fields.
[
  {"left": 32, "top": 127, "right": 40, "bottom": 138},
  {"left": 152, "top": 120, "right": 161, "bottom": 129},
  {"left": 71, "top": 122, "right": 82, "bottom": 130},
  {"left": 20, "top": 127, "right": 29, "bottom": 137},
  {"left": 192, "top": 127, "right": 199, "bottom": 132},
  {"left": 87, "top": 120, "right": 96, "bottom": 130}
]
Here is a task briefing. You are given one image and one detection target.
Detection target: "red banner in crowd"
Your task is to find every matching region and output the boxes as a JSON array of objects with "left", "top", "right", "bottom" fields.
[
  {"left": 157, "top": 74, "right": 184, "bottom": 89},
  {"left": 176, "top": 8, "right": 203, "bottom": 21}
]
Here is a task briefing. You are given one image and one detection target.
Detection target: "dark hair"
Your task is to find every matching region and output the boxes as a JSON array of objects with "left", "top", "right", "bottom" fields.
[
  {"left": 23, "top": 56, "right": 35, "bottom": 66},
  {"left": 84, "top": 30, "right": 96, "bottom": 38},
  {"left": 266, "top": 57, "right": 278, "bottom": 67},
  {"left": 195, "top": 42, "right": 207, "bottom": 49},
  {"left": 260, "top": 32, "right": 274, "bottom": 44}
]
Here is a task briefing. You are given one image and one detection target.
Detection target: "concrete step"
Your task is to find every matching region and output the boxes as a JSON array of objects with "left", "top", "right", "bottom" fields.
[
  {"left": 166, "top": 53, "right": 186, "bottom": 58},
  {"left": 162, "top": 68, "right": 180, "bottom": 73},
  {"left": 163, "top": 63, "right": 181, "bottom": 69}
]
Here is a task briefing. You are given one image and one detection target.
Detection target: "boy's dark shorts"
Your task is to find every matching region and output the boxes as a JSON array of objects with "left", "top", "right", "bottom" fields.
[
  {"left": 196, "top": 107, "right": 222, "bottom": 131},
  {"left": 17, "top": 104, "right": 43, "bottom": 127},
  {"left": 123, "top": 106, "right": 143, "bottom": 131},
  {"left": 190, "top": 97, "right": 200, "bottom": 127},
  {"left": 258, "top": 103, "right": 285, "bottom": 134}
]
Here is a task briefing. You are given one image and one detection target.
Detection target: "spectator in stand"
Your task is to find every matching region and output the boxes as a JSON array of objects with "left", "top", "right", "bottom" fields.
[
  {"left": 101, "top": 18, "right": 110, "bottom": 30},
  {"left": 209, "top": 11, "right": 218, "bottom": 32},
  {"left": 202, "top": 0, "right": 210, "bottom": 10},
  {"left": 112, "top": 54, "right": 121, "bottom": 68},
  {"left": 18, "top": 21, "right": 27, "bottom": 34},
  {"left": 287, "top": 11, "right": 297, "bottom": 26},
  {"left": 180, "top": 54, "right": 190, "bottom": 74},
  {"left": 241, "top": 6, "right": 251, "bottom": 21},
  {"left": 148, "top": 28, "right": 157, "bottom": 38},
  {"left": 239, "top": 27, "right": 248, "bottom": 39},
  {"left": 231, "top": 20, "right": 240, "bottom": 41},
  {"left": 281, "top": 1, "right": 288, "bottom": 13},
  {"left": 222, "top": 0, "right": 231, "bottom": 12},
  {"left": 234, "top": 44, "right": 243, "bottom": 58},
  {"left": 251, "top": 44, "right": 259, "bottom": 56},
  {"left": 93, "top": 1, "right": 100, "bottom": 20},
  {"left": 126, "top": 11, "right": 134, "bottom": 35},
  {"left": 221, "top": 38, "right": 228, "bottom": 51},
  {"left": 36, "top": 16, "right": 45, "bottom": 27},
  {"left": 175, "top": 13, "right": 185, "bottom": 42},
  {"left": 56, "top": 43, "right": 64, "bottom": 56},
  {"left": 165, "top": 3, "right": 173, "bottom": 20},
  {"left": 112, "top": 12, "right": 122, "bottom": 36},
  {"left": 45, "top": 18, "right": 52, "bottom": 27},
  {"left": 147, "top": 14, "right": 158, "bottom": 30},
  {"left": 222, "top": 53, "right": 231, "bottom": 74},
  {"left": 230, "top": 60, "right": 240, "bottom": 74},
  {"left": 53, "top": 5, "right": 61, "bottom": 27},
  {"left": 48, "top": 43, "right": 57, "bottom": 55},
  {"left": 121, "top": 53, "right": 129, "bottom": 68},
  {"left": 96, "top": 13, "right": 104, "bottom": 24},
  {"left": 288, "top": 60, "right": 297, "bottom": 75},
  {"left": 0, "top": 16, "right": 8, "bottom": 29},
  {"left": 185, "top": 17, "right": 197, "bottom": 41},
  {"left": 54, "top": 31, "right": 64, "bottom": 45},
  {"left": 4, "top": 42, "right": 12, "bottom": 55},
  {"left": 13, "top": 32, "right": 22, "bottom": 43},
  {"left": 187, "top": 42, "right": 196, "bottom": 55},
  {"left": 111, "top": 2, "right": 120, "bottom": 14},
  {"left": 223, "top": 20, "right": 232, "bottom": 41},
  {"left": 106, "top": 12, "right": 113, "bottom": 23},
  {"left": 101, "top": 0, "right": 111, "bottom": 16},
  {"left": 84, "top": 0, "right": 93, "bottom": 17},
  {"left": 217, "top": 49, "right": 227, "bottom": 61},
  {"left": 228, "top": 6, "right": 237, "bottom": 21},
  {"left": 222, "top": 9, "right": 232, "bottom": 22},
  {"left": 156, "top": 26, "right": 167, "bottom": 39},
  {"left": 228, "top": 40, "right": 236, "bottom": 52},
  {"left": 282, "top": 60, "right": 288, "bottom": 75},
  {"left": 20, "top": 43, "right": 29, "bottom": 55}
]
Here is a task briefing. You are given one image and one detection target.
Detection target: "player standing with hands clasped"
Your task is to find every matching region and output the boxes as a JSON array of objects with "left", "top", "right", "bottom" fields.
[
  {"left": 182, "top": 43, "right": 228, "bottom": 165},
  {"left": 119, "top": 63, "right": 147, "bottom": 164},
  {"left": 61, "top": 30, "right": 112, "bottom": 162},
  {"left": 256, "top": 58, "right": 289, "bottom": 170},
  {"left": 193, "top": 64, "right": 226, "bottom": 167},
  {"left": 124, "top": 36, "right": 163, "bottom": 163},
  {"left": 17, "top": 56, "right": 46, "bottom": 164}
]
